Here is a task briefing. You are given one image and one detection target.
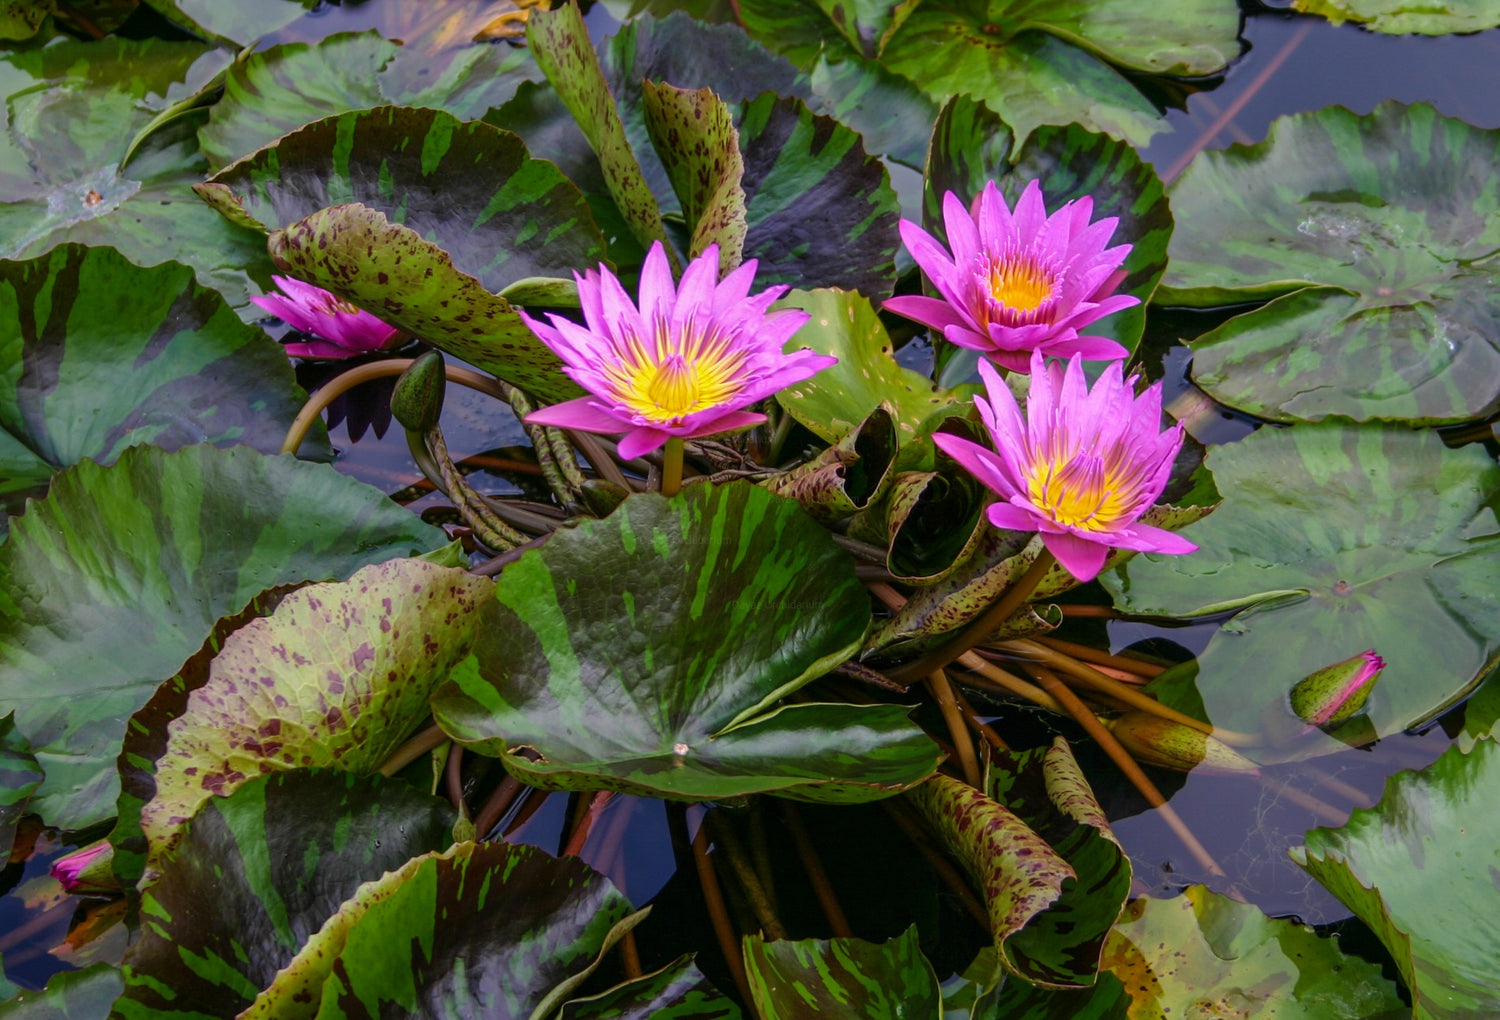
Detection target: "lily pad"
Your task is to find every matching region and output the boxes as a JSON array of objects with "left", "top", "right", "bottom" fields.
[
  {"left": 0, "top": 712, "right": 39, "bottom": 860},
  {"left": 925, "top": 96, "right": 1174, "bottom": 358},
  {"left": 1099, "top": 886, "right": 1405, "bottom": 1018},
  {"left": 267, "top": 202, "right": 581, "bottom": 404},
  {"left": 117, "top": 770, "right": 457, "bottom": 1020},
  {"left": 0, "top": 443, "right": 446, "bottom": 831},
  {"left": 241, "top": 841, "right": 648, "bottom": 1020},
  {"left": 0, "top": 245, "right": 329, "bottom": 521},
  {"left": 743, "top": 926, "right": 941, "bottom": 1018},
  {"left": 1103, "top": 423, "right": 1500, "bottom": 758},
  {"left": 142, "top": 0, "right": 310, "bottom": 47},
  {"left": 908, "top": 739, "right": 1129, "bottom": 988},
  {"left": 0, "top": 38, "right": 273, "bottom": 315},
  {"left": 1164, "top": 102, "right": 1500, "bottom": 424},
  {"left": 432, "top": 482, "right": 943, "bottom": 802},
  {"left": 0, "top": 964, "right": 123, "bottom": 1019},
  {"left": 139, "top": 558, "right": 493, "bottom": 877},
  {"left": 559, "top": 956, "right": 740, "bottom": 1019},
  {"left": 1293, "top": 0, "right": 1500, "bottom": 35},
  {"left": 201, "top": 105, "right": 607, "bottom": 292},
  {"left": 1294, "top": 738, "right": 1500, "bottom": 1020},
  {"left": 773, "top": 288, "right": 974, "bottom": 443}
]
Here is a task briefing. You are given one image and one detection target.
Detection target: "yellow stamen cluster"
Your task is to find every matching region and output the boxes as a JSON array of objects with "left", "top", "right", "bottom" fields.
[
  {"left": 609, "top": 318, "right": 747, "bottom": 423},
  {"left": 986, "top": 253, "right": 1056, "bottom": 313},
  {"left": 1025, "top": 454, "right": 1131, "bottom": 531}
]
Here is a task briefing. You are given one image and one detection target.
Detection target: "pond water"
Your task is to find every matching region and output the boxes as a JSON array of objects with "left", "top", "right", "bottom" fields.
[{"left": 4, "top": 0, "right": 1500, "bottom": 999}]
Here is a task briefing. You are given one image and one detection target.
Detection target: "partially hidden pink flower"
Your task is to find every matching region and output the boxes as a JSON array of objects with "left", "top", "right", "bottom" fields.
[
  {"left": 884, "top": 180, "right": 1137, "bottom": 372},
  {"left": 250, "top": 275, "right": 404, "bottom": 359},
  {"left": 519, "top": 241, "right": 836, "bottom": 459},
  {"left": 51, "top": 839, "right": 115, "bottom": 894},
  {"left": 933, "top": 352, "right": 1196, "bottom": 582}
]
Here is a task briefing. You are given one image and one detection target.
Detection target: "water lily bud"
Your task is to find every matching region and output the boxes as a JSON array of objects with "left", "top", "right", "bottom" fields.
[
  {"left": 51, "top": 839, "right": 117, "bottom": 894},
  {"left": 391, "top": 351, "right": 447, "bottom": 433},
  {"left": 1106, "top": 712, "right": 1260, "bottom": 776},
  {"left": 1290, "top": 650, "right": 1383, "bottom": 729}
]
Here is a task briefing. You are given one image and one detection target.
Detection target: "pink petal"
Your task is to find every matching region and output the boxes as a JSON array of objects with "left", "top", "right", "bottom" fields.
[
  {"left": 617, "top": 427, "right": 673, "bottom": 460},
  {"left": 986, "top": 502, "right": 1044, "bottom": 532},
  {"left": 883, "top": 294, "right": 972, "bottom": 333},
  {"left": 524, "top": 397, "right": 630, "bottom": 434},
  {"left": 1108, "top": 522, "right": 1199, "bottom": 557},
  {"left": 933, "top": 432, "right": 1017, "bottom": 499},
  {"left": 1042, "top": 531, "right": 1110, "bottom": 582}
]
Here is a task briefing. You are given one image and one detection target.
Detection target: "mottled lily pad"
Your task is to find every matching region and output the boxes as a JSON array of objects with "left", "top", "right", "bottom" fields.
[
  {"left": 0, "top": 444, "right": 446, "bottom": 831},
  {"left": 743, "top": 927, "right": 940, "bottom": 1018},
  {"left": 1293, "top": 0, "right": 1500, "bottom": 35},
  {"left": 925, "top": 96, "right": 1174, "bottom": 358},
  {"left": 559, "top": 957, "right": 740, "bottom": 1019},
  {"left": 117, "top": 770, "right": 457, "bottom": 1020},
  {"left": 241, "top": 841, "right": 652, "bottom": 1020},
  {"left": 0, "top": 38, "right": 273, "bottom": 314},
  {"left": 201, "top": 105, "right": 607, "bottom": 293},
  {"left": 909, "top": 739, "right": 1130, "bottom": 988},
  {"left": 1103, "top": 423, "right": 1500, "bottom": 758},
  {"left": 433, "top": 483, "right": 942, "bottom": 802},
  {"left": 1165, "top": 102, "right": 1500, "bottom": 424},
  {"left": 1294, "top": 738, "right": 1500, "bottom": 1020},
  {"left": 0, "top": 245, "right": 328, "bottom": 522},
  {"left": 139, "top": 558, "right": 492, "bottom": 877}
]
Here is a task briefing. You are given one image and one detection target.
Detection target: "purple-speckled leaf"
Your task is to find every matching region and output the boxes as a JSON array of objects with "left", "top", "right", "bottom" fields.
[
  {"left": 761, "top": 405, "right": 898, "bottom": 524},
  {"left": 137, "top": 558, "right": 493, "bottom": 880},
  {"left": 641, "top": 82, "right": 747, "bottom": 271}
]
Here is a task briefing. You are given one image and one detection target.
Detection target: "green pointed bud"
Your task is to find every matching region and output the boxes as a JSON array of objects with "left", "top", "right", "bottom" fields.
[
  {"left": 51, "top": 838, "right": 117, "bottom": 894},
  {"left": 1106, "top": 712, "right": 1260, "bottom": 776},
  {"left": 391, "top": 351, "right": 447, "bottom": 433},
  {"left": 1290, "top": 650, "right": 1383, "bottom": 729}
]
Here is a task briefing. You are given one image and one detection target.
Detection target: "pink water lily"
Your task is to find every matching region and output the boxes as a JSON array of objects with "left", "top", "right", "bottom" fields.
[
  {"left": 885, "top": 180, "right": 1137, "bottom": 372},
  {"left": 520, "top": 241, "right": 835, "bottom": 460},
  {"left": 250, "top": 275, "right": 403, "bottom": 359},
  {"left": 934, "top": 352, "right": 1196, "bottom": 582}
]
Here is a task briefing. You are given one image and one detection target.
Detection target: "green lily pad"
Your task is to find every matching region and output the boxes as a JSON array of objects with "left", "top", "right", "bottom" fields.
[
  {"left": 0, "top": 38, "right": 274, "bottom": 315},
  {"left": 138, "top": 558, "right": 490, "bottom": 878},
  {"left": 773, "top": 288, "right": 975, "bottom": 443},
  {"left": 1099, "top": 886, "right": 1404, "bottom": 1018},
  {"left": 432, "top": 482, "right": 942, "bottom": 802},
  {"left": 0, "top": 245, "right": 329, "bottom": 521},
  {"left": 1103, "top": 423, "right": 1500, "bottom": 758},
  {"left": 804, "top": 48, "right": 938, "bottom": 169},
  {"left": 559, "top": 956, "right": 740, "bottom": 1019},
  {"left": 0, "top": 964, "right": 123, "bottom": 1019},
  {"left": 1294, "top": 738, "right": 1500, "bottom": 1020},
  {"left": 116, "top": 770, "right": 456, "bottom": 1020},
  {"left": 908, "top": 739, "right": 1130, "bottom": 988},
  {"left": 0, "top": 0, "right": 51, "bottom": 41},
  {"left": 1293, "top": 0, "right": 1500, "bottom": 34},
  {"left": 0, "top": 712, "right": 40, "bottom": 860},
  {"left": 201, "top": 105, "right": 607, "bottom": 292},
  {"left": 0, "top": 444, "right": 446, "bottom": 831},
  {"left": 199, "top": 30, "right": 543, "bottom": 170},
  {"left": 241, "top": 841, "right": 648, "bottom": 1020},
  {"left": 266, "top": 202, "right": 580, "bottom": 404},
  {"left": 143, "top": 0, "right": 309, "bottom": 47},
  {"left": 743, "top": 926, "right": 941, "bottom": 1018},
  {"left": 925, "top": 96, "right": 1174, "bottom": 358},
  {"left": 1164, "top": 102, "right": 1500, "bottom": 424}
]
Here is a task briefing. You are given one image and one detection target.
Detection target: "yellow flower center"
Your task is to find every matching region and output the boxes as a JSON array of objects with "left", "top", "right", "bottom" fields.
[
  {"left": 610, "top": 322, "right": 746, "bottom": 423},
  {"left": 1026, "top": 454, "right": 1130, "bottom": 531},
  {"left": 986, "top": 254, "right": 1056, "bottom": 312},
  {"left": 317, "top": 295, "right": 364, "bottom": 317}
]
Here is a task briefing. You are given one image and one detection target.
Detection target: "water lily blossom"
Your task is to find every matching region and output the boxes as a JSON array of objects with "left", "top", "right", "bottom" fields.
[
  {"left": 885, "top": 180, "right": 1136, "bottom": 372},
  {"left": 250, "top": 275, "right": 403, "bottom": 359},
  {"left": 519, "top": 241, "right": 835, "bottom": 461},
  {"left": 934, "top": 352, "right": 1196, "bottom": 582}
]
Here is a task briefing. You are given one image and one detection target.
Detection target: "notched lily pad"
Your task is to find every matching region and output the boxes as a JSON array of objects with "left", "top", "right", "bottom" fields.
[
  {"left": 432, "top": 482, "right": 942, "bottom": 802},
  {"left": 1165, "top": 102, "right": 1500, "bottom": 424},
  {"left": 139, "top": 558, "right": 493, "bottom": 878},
  {"left": 1104, "top": 423, "right": 1500, "bottom": 759},
  {"left": 0, "top": 444, "right": 446, "bottom": 831}
]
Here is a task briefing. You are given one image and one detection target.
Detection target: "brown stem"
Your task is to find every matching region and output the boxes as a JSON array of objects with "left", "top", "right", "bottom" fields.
[
  {"left": 928, "top": 669, "right": 981, "bottom": 787},
  {"left": 1034, "top": 635, "right": 1167, "bottom": 677},
  {"left": 781, "top": 803, "right": 852, "bottom": 938},
  {"left": 1030, "top": 666, "right": 1228, "bottom": 881},
  {"left": 887, "top": 549, "right": 1057, "bottom": 682},
  {"left": 563, "top": 791, "right": 614, "bottom": 858},
  {"left": 377, "top": 723, "right": 447, "bottom": 778},
  {"left": 707, "top": 814, "right": 787, "bottom": 940},
  {"left": 954, "top": 651, "right": 1065, "bottom": 714},
  {"left": 690, "top": 812, "right": 753, "bottom": 1007},
  {"left": 1057, "top": 605, "right": 1123, "bottom": 619},
  {"left": 949, "top": 688, "right": 1010, "bottom": 752},
  {"left": 569, "top": 430, "right": 632, "bottom": 489},
  {"left": 444, "top": 744, "right": 466, "bottom": 816},
  {"left": 473, "top": 774, "right": 527, "bottom": 839}
]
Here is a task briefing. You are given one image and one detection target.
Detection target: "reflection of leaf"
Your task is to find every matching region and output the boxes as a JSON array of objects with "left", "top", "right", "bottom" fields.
[
  {"left": 242, "top": 842, "right": 652, "bottom": 1020},
  {"left": 743, "top": 927, "right": 941, "bottom": 1018},
  {"left": 0, "top": 245, "right": 328, "bottom": 523},
  {"left": 0, "top": 964, "right": 123, "bottom": 1019},
  {"left": 1165, "top": 103, "right": 1500, "bottom": 424},
  {"left": 925, "top": 97, "right": 1172, "bottom": 358},
  {"left": 434, "top": 483, "right": 942, "bottom": 802},
  {"left": 0, "top": 39, "right": 273, "bottom": 314},
  {"left": 1295, "top": 739, "right": 1500, "bottom": 1019},
  {"left": 1104, "top": 424, "right": 1500, "bottom": 757},
  {"left": 118, "top": 771, "right": 456, "bottom": 1020},
  {"left": 139, "top": 559, "right": 493, "bottom": 878},
  {"left": 0, "top": 445, "right": 446, "bottom": 831}
]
